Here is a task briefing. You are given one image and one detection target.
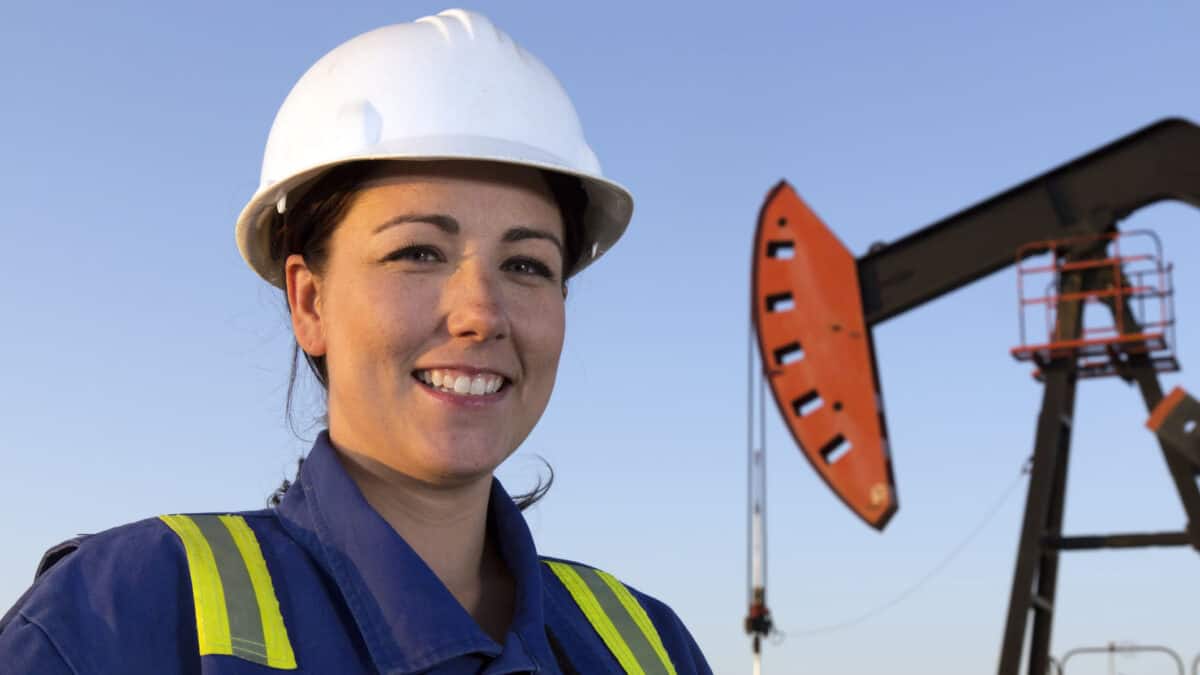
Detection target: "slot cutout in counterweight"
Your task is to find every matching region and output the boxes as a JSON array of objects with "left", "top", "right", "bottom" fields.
[
  {"left": 820, "top": 434, "right": 852, "bottom": 465},
  {"left": 791, "top": 390, "right": 823, "bottom": 417},
  {"left": 773, "top": 342, "right": 804, "bottom": 367},
  {"left": 766, "top": 240, "right": 796, "bottom": 259},
  {"left": 765, "top": 292, "right": 795, "bottom": 313}
]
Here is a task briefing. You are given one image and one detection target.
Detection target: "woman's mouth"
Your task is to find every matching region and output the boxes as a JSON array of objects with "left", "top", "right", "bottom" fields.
[{"left": 413, "top": 368, "right": 507, "bottom": 396}]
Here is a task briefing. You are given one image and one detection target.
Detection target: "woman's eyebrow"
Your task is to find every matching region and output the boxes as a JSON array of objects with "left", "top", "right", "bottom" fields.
[
  {"left": 373, "top": 213, "right": 460, "bottom": 234},
  {"left": 503, "top": 226, "right": 563, "bottom": 255}
]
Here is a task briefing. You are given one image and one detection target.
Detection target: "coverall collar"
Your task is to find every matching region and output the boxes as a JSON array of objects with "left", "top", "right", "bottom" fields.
[{"left": 274, "top": 431, "right": 554, "bottom": 674}]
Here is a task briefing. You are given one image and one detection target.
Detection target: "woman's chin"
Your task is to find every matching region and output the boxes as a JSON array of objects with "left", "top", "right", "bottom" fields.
[{"left": 406, "top": 444, "right": 513, "bottom": 486}]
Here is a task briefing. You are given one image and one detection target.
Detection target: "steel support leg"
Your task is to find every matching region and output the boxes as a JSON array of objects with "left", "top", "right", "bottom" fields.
[
  {"left": 1104, "top": 291, "right": 1200, "bottom": 546},
  {"left": 1027, "top": 401, "right": 1075, "bottom": 675},
  {"left": 1127, "top": 359, "right": 1200, "bottom": 549},
  {"left": 997, "top": 365, "right": 1079, "bottom": 675}
]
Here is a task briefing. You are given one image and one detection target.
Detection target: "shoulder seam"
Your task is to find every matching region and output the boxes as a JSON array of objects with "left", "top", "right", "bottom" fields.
[
  {"left": 156, "top": 510, "right": 275, "bottom": 517},
  {"left": 539, "top": 556, "right": 601, "bottom": 571},
  {"left": 16, "top": 611, "right": 83, "bottom": 675}
]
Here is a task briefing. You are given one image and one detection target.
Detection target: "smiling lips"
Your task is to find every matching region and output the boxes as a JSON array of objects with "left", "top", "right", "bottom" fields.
[{"left": 415, "top": 368, "right": 507, "bottom": 396}]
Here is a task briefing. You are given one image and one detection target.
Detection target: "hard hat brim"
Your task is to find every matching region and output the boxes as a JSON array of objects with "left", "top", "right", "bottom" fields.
[{"left": 235, "top": 135, "right": 634, "bottom": 289}]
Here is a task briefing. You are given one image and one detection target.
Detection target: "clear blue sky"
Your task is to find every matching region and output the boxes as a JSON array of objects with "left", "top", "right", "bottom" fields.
[{"left": 3, "top": 2, "right": 1199, "bottom": 673}]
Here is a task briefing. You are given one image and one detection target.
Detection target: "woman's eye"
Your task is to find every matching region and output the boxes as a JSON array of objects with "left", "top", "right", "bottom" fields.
[
  {"left": 504, "top": 256, "right": 555, "bottom": 280},
  {"left": 385, "top": 245, "right": 443, "bottom": 263}
]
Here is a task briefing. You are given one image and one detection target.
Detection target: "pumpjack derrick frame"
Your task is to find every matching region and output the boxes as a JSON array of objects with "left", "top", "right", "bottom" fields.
[{"left": 746, "top": 118, "right": 1200, "bottom": 675}]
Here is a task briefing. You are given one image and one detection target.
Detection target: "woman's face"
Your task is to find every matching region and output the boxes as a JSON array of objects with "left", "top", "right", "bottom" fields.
[{"left": 286, "top": 161, "right": 567, "bottom": 487}]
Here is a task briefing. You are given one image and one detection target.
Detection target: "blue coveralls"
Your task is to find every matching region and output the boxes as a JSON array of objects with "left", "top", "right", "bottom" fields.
[{"left": 0, "top": 432, "right": 711, "bottom": 674}]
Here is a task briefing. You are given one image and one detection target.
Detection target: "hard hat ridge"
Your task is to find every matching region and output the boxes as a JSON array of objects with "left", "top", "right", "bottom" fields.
[
  {"left": 415, "top": 8, "right": 495, "bottom": 43},
  {"left": 236, "top": 8, "right": 633, "bottom": 288}
]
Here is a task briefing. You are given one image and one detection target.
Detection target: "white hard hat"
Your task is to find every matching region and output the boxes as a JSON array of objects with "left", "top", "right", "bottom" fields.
[{"left": 235, "top": 8, "right": 634, "bottom": 288}]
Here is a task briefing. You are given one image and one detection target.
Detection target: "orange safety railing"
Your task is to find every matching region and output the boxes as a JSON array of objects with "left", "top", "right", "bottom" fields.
[{"left": 1011, "top": 230, "right": 1178, "bottom": 380}]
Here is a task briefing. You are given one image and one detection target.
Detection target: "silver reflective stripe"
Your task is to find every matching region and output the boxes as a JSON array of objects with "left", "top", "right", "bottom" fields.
[
  {"left": 189, "top": 515, "right": 270, "bottom": 666},
  {"left": 574, "top": 566, "right": 671, "bottom": 675}
]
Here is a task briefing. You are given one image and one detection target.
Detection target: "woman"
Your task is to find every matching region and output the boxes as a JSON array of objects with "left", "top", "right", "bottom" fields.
[{"left": 0, "top": 8, "right": 711, "bottom": 674}]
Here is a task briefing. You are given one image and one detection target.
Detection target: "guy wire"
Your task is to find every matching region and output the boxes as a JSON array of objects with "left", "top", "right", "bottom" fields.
[{"left": 788, "top": 457, "right": 1031, "bottom": 637}]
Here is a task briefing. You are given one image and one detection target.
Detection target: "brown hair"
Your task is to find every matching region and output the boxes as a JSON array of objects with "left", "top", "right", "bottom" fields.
[{"left": 266, "top": 160, "right": 589, "bottom": 509}]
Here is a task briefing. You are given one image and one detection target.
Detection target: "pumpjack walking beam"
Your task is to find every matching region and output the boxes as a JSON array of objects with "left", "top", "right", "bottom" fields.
[
  {"left": 752, "top": 118, "right": 1200, "bottom": 675},
  {"left": 856, "top": 118, "right": 1200, "bottom": 325}
]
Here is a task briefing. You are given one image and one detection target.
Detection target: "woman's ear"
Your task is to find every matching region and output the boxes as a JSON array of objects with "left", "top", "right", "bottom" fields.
[{"left": 286, "top": 254, "right": 327, "bottom": 357}]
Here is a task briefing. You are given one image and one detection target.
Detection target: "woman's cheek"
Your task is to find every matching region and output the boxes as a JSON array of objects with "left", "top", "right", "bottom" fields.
[
  {"left": 526, "top": 287, "right": 565, "bottom": 333},
  {"left": 535, "top": 300, "right": 567, "bottom": 372}
]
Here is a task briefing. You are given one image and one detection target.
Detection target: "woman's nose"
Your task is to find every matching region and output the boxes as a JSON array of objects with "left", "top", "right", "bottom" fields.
[{"left": 444, "top": 262, "right": 509, "bottom": 342}]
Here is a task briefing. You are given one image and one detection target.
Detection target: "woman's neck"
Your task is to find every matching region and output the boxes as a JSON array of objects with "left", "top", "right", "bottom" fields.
[{"left": 331, "top": 442, "right": 515, "bottom": 642}]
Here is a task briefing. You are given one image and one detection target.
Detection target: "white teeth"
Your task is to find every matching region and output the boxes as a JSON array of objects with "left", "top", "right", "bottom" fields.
[
  {"left": 453, "top": 375, "right": 471, "bottom": 394},
  {"left": 416, "top": 369, "right": 506, "bottom": 396}
]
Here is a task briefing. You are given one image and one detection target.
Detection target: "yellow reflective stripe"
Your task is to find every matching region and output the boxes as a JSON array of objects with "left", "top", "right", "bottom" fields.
[
  {"left": 596, "top": 570, "right": 677, "bottom": 675},
  {"left": 159, "top": 515, "right": 233, "bottom": 657},
  {"left": 218, "top": 515, "right": 297, "bottom": 670},
  {"left": 546, "top": 561, "right": 645, "bottom": 675}
]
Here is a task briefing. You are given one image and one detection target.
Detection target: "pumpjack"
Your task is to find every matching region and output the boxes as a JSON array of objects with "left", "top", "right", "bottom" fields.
[{"left": 745, "top": 118, "right": 1200, "bottom": 675}]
